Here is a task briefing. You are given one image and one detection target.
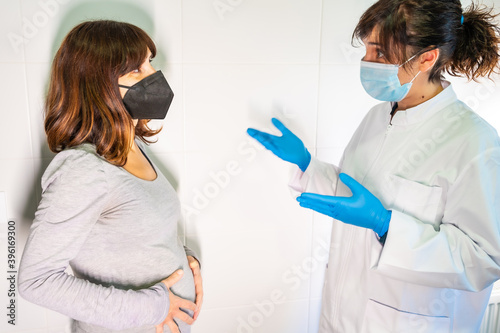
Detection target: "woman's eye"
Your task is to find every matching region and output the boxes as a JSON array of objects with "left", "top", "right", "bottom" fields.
[{"left": 376, "top": 49, "right": 385, "bottom": 58}]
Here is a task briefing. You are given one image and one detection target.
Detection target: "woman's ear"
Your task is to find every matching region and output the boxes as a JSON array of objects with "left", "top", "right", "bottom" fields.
[{"left": 418, "top": 48, "right": 440, "bottom": 73}]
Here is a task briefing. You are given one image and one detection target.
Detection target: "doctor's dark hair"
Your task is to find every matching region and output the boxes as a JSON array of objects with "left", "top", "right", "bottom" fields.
[
  {"left": 352, "top": 0, "right": 500, "bottom": 83},
  {"left": 45, "top": 20, "right": 161, "bottom": 166}
]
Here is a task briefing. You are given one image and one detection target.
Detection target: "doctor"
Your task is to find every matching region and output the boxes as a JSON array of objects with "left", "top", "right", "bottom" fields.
[{"left": 248, "top": 0, "right": 500, "bottom": 332}]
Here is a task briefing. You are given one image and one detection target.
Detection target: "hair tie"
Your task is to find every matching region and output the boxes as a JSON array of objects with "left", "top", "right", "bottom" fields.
[{"left": 461, "top": 15, "right": 464, "bottom": 25}]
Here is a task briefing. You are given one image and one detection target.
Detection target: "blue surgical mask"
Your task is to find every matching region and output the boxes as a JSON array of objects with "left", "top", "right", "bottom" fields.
[{"left": 360, "top": 54, "right": 421, "bottom": 102}]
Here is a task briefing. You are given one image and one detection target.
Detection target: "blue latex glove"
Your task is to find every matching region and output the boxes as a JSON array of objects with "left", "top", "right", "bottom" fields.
[
  {"left": 297, "top": 173, "right": 391, "bottom": 237},
  {"left": 247, "top": 118, "right": 311, "bottom": 172}
]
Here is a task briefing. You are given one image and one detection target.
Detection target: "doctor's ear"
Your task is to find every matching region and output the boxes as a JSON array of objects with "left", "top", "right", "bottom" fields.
[{"left": 418, "top": 48, "right": 440, "bottom": 73}]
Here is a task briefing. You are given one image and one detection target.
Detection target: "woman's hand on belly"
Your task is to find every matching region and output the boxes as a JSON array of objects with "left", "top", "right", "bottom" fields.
[
  {"left": 187, "top": 255, "right": 203, "bottom": 321},
  {"left": 156, "top": 270, "right": 197, "bottom": 333}
]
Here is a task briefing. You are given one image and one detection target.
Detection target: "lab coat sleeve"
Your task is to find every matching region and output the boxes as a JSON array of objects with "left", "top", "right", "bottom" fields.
[
  {"left": 289, "top": 156, "right": 341, "bottom": 197},
  {"left": 377, "top": 147, "right": 500, "bottom": 292},
  {"left": 288, "top": 103, "right": 379, "bottom": 197},
  {"left": 18, "top": 151, "right": 169, "bottom": 330}
]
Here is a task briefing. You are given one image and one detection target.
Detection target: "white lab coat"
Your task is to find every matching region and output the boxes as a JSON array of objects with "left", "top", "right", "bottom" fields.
[{"left": 290, "top": 82, "right": 500, "bottom": 332}]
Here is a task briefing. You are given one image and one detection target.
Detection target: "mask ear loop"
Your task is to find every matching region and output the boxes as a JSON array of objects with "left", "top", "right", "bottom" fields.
[
  {"left": 399, "top": 52, "right": 419, "bottom": 67},
  {"left": 397, "top": 53, "right": 421, "bottom": 84},
  {"left": 400, "top": 46, "right": 440, "bottom": 84},
  {"left": 409, "top": 71, "right": 421, "bottom": 83},
  {"left": 400, "top": 45, "right": 439, "bottom": 66}
]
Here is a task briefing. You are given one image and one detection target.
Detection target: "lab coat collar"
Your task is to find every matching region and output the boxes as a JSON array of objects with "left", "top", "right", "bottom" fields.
[{"left": 390, "top": 81, "right": 456, "bottom": 126}]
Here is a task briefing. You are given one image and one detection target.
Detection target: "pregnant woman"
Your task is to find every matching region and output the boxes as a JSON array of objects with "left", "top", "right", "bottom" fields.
[{"left": 18, "top": 20, "right": 202, "bottom": 333}]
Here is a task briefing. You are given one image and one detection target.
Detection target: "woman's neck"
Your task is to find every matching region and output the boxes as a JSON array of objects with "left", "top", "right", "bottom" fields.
[{"left": 396, "top": 81, "right": 444, "bottom": 111}]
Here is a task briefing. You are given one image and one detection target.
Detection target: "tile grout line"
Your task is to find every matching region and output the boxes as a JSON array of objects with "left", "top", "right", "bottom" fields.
[{"left": 309, "top": 0, "right": 326, "bottom": 331}]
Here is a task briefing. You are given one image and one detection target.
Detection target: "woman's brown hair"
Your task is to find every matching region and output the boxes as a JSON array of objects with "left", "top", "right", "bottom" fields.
[
  {"left": 352, "top": 0, "right": 500, "bottom": 83},
  {"left": 45, "top": 20, "right": 161, "bottom": 165}
]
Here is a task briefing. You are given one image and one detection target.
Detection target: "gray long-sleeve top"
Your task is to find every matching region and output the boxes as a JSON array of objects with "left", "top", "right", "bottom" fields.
[{"left": 18, "top": 142, "right": 196, "bottom": 332}]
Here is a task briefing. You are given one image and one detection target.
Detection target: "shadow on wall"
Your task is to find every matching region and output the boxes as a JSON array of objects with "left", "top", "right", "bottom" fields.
[{"left": 50, "top": 1, "right": 160, "bottom": 62}]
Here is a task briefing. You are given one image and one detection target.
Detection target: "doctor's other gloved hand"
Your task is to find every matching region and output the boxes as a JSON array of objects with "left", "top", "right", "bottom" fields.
[
  {"left": 247, "top": 118, "right": 311, "bottom": 172},
  {"left": 297, "top": 173, "right": 391, "bottom": 237},
  {"left": 156, "top": 270, "right": 197, "bottom": 333}
]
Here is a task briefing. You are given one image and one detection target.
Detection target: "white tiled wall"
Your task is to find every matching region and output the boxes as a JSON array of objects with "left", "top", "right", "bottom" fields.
[{"left": 1, "top": 1, "right": 500, "bottom": 333}]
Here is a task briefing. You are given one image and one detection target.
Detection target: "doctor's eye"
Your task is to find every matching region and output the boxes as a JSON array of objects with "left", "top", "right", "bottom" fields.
[{"left": 376, "top": 49, "right": 385, "bottom": 59}]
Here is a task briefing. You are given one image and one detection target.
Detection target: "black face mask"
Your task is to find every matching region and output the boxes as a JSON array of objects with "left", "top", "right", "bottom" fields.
[{"left": 119, "top": 70, "right": 174, "bottom": 119}]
